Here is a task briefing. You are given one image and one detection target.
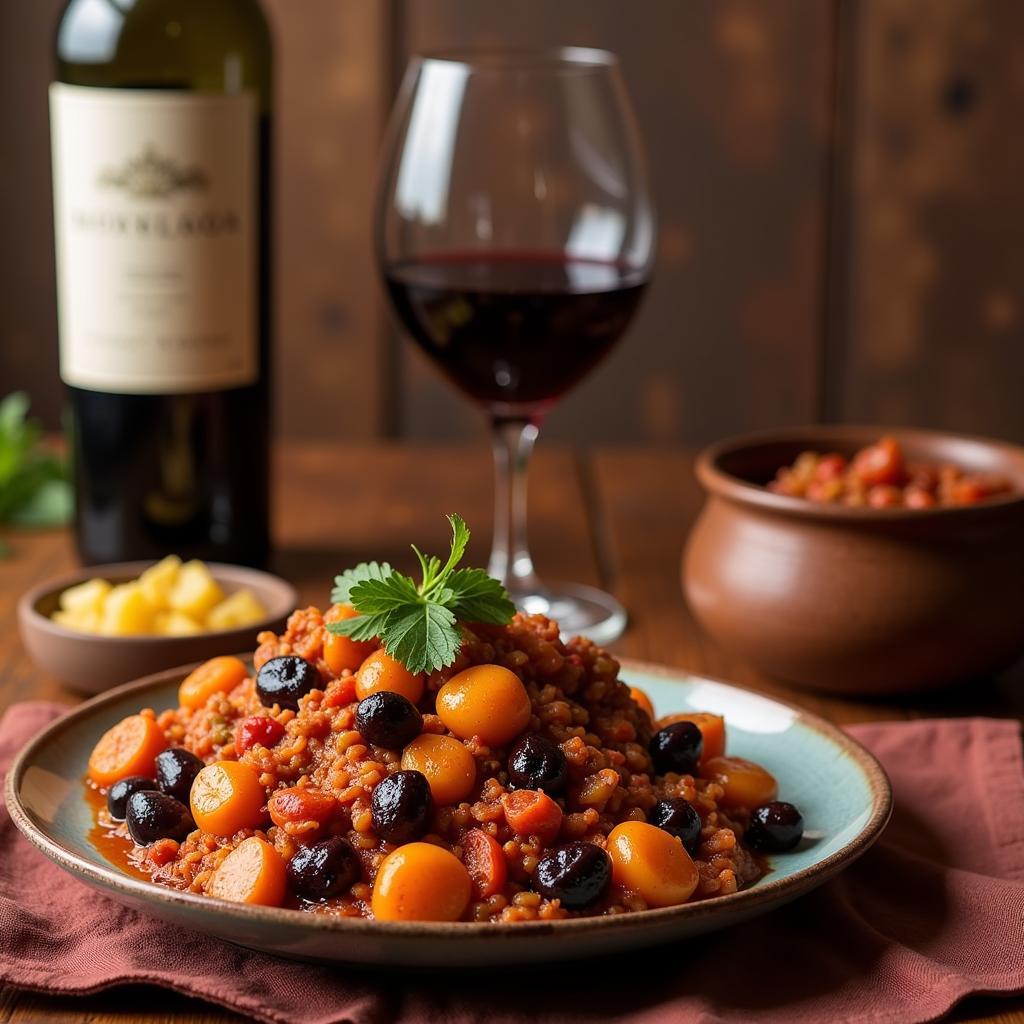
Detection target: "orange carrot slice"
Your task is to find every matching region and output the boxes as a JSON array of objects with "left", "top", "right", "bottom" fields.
[
  {"left": 179, "top": 656, "right": 248, "bottom": 711},
  {"left": 88, "top": 714, "right": 167, "bottom": 787},
  {"left": 209, "top": 836, "right": 286, "bottom": 906}
]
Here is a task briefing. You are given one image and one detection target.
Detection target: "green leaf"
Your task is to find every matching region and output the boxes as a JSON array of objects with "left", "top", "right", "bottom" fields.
[
  {"left": 435, "top": 514, "right": 470, "bottom": 587},
  {"left": 0, "top": 392, "right": 29, "bottom": 435},
  {"left": 411, "top": 545, "right": 442, "bottom": 590},
  {"left": 445, "top": 568, "right": 516, "bottom": 625},
  {"left": 328, "top": 513, "right": 511, "bottom": 676},
  {"left": 326, "top": 610, "right": 390, "bottom": 643},
  {"left": 0, "top": 392, "right": 33, "bottom": 487},
  {"left": 331, "top": 561, "right": 392, "bottom": 604},
  {"left": 381, "top": 602, "right": 460, "bottom": 675},
  {"left": 8, "top": 477, "right": 73, "bottom": 527},
  {"left": 0, "top": 393, "right": 73, "bottom": 535},
  {"left": 331, "top": 574, "right": 428, "bottom": 647},
  {"left": 346, "top": 574, "right": 421, "bottom": 615}
]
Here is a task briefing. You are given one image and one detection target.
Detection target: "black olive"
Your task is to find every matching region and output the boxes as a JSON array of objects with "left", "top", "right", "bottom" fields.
[
  {"left": 106, "top": 776, "right": 155, "bottom": 822},
  {"left": 355, "top": 691, "right": 423, "bottom": 750},
  {"left": 507, "top": 734, "right": 567, "bottom": 795},
  {"left": 370, "top": 770, "right": 433, "bottom": 844},
  {"left": 256, "top": 655, "right": 321, "bottom": 711},
  {"left": 287, "top": 837, "right": 361, "bottom": 902},
  {"left": 649, "top": 721, "right": 703, "bottom": 776},
  {"left": 648, "top": 797, "right": 702, "bottom": 856},
  {"left": 154, "top": 747, "right": 205, "bottom": 804},
  {"left": 125, "top": 790, "right": 194, "bottom": 845},
  {"left": 745, "top": 801, "right": 804, "bottom": 853},
  {"left": 533, "top": 841, "right": 612, "bottom": 910}
]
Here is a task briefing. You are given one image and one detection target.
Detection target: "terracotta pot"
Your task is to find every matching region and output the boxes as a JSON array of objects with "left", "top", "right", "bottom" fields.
[{"left": 682, "top": 426, "right": 1024, "bottom": 695}]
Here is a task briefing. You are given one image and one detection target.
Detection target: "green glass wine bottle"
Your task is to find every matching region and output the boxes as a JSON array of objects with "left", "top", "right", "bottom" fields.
[{"left": 52, "top": 0, "right": 273, "bottom": 566}]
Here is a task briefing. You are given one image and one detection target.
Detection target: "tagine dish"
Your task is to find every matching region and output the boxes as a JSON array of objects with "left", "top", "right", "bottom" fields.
[{"left": 82, "top": 518, "right": 806, "bottom": 923}]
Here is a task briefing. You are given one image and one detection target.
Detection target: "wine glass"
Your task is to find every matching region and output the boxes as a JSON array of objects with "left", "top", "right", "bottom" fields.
[{"left": 375, "top": 47, "right": 656, "bottom": 644}]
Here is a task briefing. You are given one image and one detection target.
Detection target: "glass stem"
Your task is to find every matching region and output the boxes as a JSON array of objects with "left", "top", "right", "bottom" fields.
[{"left": 488, "top": 417, "right": 544, "bottom": 600}]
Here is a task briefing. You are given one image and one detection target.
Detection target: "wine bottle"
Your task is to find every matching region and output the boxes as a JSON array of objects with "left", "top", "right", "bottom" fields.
[{"left": 51, "top": 0, "right": 273, "bottom": 567}]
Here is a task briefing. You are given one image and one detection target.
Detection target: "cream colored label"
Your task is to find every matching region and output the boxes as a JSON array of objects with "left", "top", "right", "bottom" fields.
[{"left": 50, "top": 84, "right": 257, "bottom": 394}]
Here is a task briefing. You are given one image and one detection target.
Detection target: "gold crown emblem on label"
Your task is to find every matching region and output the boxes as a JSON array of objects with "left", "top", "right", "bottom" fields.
[{"left": 98, "top": 145, "right": 209, "bottom": 198}]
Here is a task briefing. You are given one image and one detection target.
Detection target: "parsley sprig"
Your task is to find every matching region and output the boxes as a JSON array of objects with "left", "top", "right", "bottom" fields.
[{"left": 327, "top": 514, "right": 515, "bottom": 674}]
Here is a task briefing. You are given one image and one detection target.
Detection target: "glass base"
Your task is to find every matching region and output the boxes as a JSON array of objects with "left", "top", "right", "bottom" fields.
[{"left": 512, "top": 582, "right": 627, "bottom": 647}]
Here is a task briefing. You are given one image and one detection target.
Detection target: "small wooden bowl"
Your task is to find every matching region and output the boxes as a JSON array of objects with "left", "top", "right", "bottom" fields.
[
  {"left": 18, "top": 562, "right": 298, "bottom": 695},
  {"left": 683, "top": 426, "right": 1024, "bottom": 695}
]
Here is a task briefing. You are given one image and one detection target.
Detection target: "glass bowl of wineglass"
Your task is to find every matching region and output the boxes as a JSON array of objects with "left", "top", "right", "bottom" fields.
[{"left": 376, "top": 47, "right": 656, "bottom": 644}]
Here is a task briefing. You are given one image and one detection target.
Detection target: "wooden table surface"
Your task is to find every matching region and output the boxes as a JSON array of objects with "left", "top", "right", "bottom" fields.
[{"left": 1, "top": 442, "right": 1021, "bottom": 1024}]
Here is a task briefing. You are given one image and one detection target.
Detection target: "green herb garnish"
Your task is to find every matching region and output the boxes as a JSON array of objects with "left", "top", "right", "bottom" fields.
[
  {"left": 328, "top": 514, "right": 515, "bottom": 674},
  {"left": 0, "top": 392, "right": 73, "bottom": 557}
]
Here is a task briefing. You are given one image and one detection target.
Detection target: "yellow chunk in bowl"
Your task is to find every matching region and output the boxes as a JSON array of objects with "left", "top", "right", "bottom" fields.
[
  {"left": 167, "top": 561, "right": 225, "bottom": 620},
  {"left": 59, "top": 578, "right": 111, "bottom": 617},
  {"left": 154, "top": 611, "right": 204, "bottom": 636},
  {"left": 205, "top": 589, "right": 267, "bottom": 630},
  {"left": 138, "top": 555, "right": 182, "bottom": 610},
  {"left": 48, "top": 557, "right": 267, "bottom": 637},
  {"left": 100, "top": 583, "right": 154, "bottom": 636}
]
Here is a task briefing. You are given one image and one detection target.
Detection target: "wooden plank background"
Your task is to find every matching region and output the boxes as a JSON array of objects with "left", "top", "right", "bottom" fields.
[
  {"left": 830, "top": 0, "right": 1024, "bottom": 441},
  {"left": 2, "top": 0, "right": 1022, "bottom": 446},
  {"left": 0, "top": 0, "right": 62, "bottom": 428},
  {"left": 394, "top": 0, "right": 834, "bottom": 444}
]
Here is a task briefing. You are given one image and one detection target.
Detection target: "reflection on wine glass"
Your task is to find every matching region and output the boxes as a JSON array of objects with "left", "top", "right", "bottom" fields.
[{"left": 376, "top": 48, "right": 656, "bottom": 644}]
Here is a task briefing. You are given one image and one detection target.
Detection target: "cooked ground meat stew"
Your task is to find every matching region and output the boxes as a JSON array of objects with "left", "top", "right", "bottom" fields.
[
  {"left": 768, "top": 436, "right": 1014, "bottom": 508},
  {"left": 86, "top": 609, "right": 803, "bottom": 921}
]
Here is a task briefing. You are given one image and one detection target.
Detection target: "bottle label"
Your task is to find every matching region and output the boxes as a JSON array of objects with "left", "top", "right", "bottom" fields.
[{"left": 50, "top": 84, "right": 258, "bottom": 394}]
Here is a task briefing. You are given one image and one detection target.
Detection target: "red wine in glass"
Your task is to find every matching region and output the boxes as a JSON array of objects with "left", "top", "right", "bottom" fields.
[
  {"left": 376, "top": 48, "right": 655, "bottom": 644},
  {"left": 384, "top": 252, "right": 648, "bottom": 417}
]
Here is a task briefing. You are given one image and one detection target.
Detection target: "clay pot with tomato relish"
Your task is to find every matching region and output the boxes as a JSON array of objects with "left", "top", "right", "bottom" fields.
[{"left": 683, "top": 426, "right": 1024, "bottom": 695}]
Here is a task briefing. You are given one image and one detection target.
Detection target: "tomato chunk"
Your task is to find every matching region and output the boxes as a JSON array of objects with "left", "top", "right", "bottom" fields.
[
  {"left": 501, "top": 789, "right": 563, "bottom": 843},
  {"left": 268, "top": 787, "right": 338, "bottom": 829},
  {"left": 852, "top": 436, "right": 904, "bottom": 488},
  {"left": 235, "top": 716, "right": 285, "bottom": 755}
]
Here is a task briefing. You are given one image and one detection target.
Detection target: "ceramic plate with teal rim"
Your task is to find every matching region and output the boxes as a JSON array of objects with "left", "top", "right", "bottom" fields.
[{"left": 5, "top": 659, "right": 892, "bottom": 967}]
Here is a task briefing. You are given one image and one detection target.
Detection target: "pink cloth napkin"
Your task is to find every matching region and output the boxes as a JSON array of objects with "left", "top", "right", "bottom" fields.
[{"left": 1, "top": 702, "right": 1022, "bottom": 1024}]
